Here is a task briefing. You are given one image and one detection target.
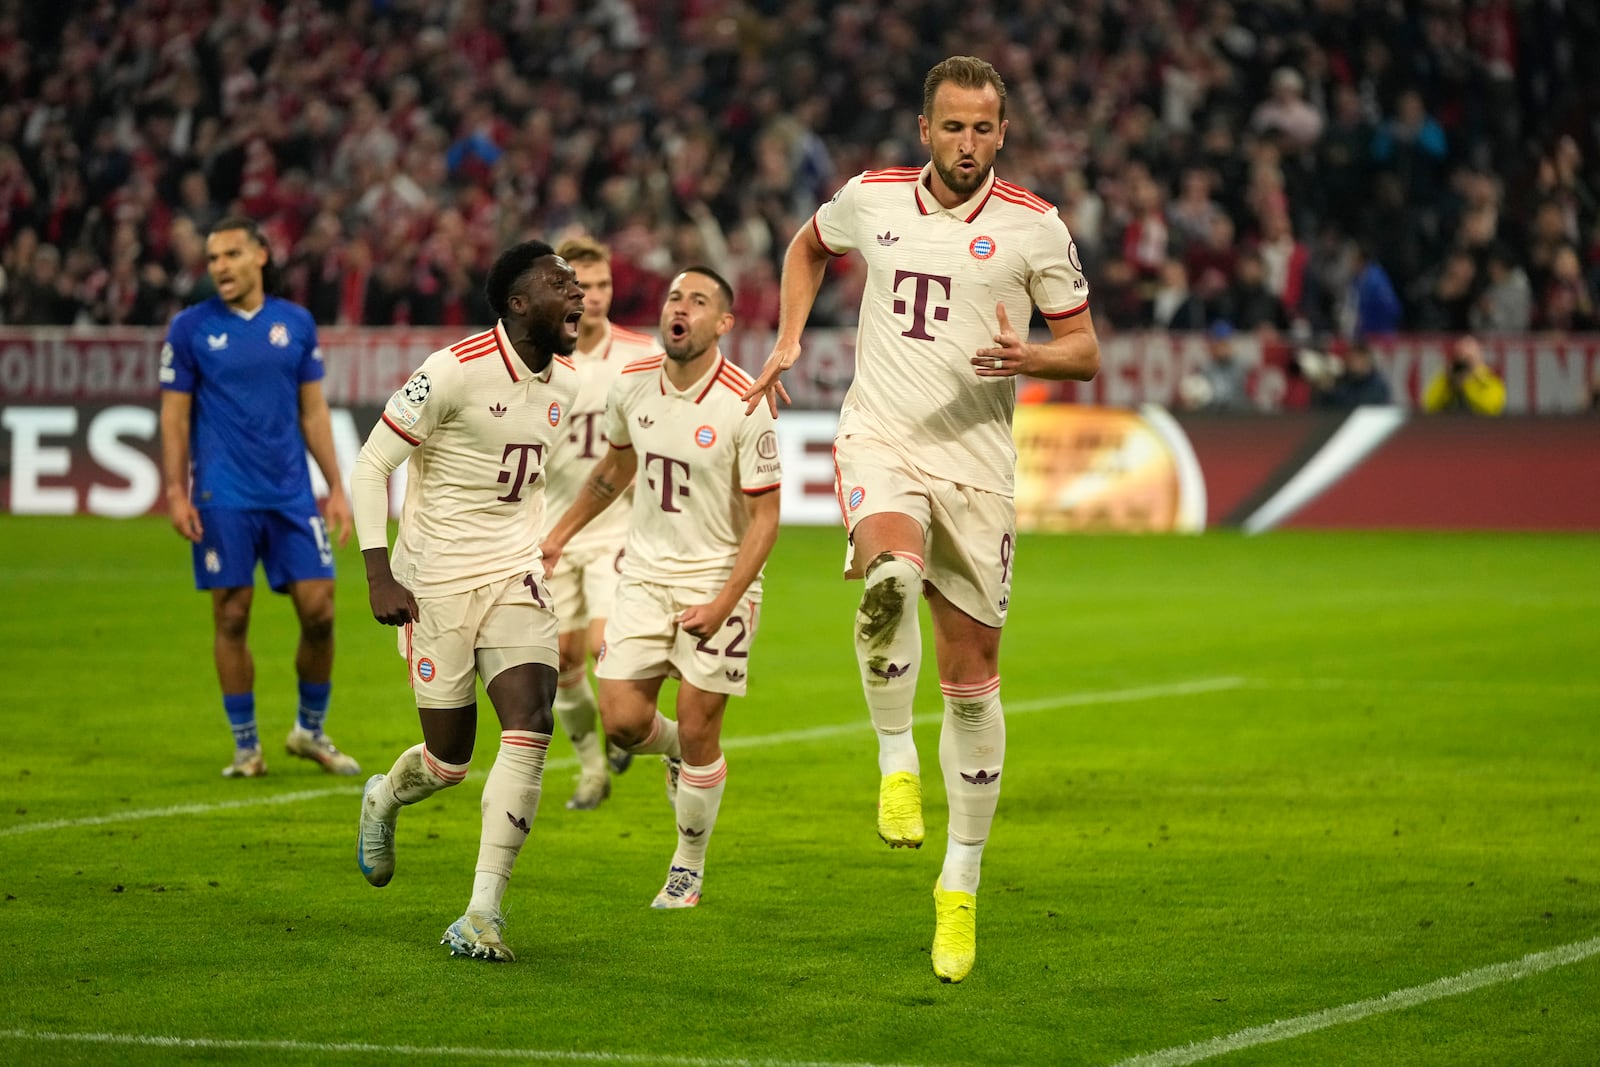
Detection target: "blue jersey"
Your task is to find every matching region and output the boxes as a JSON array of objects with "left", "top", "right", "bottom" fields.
[{"left": 160, "top": 295, "right": 323, "bottom": 510}]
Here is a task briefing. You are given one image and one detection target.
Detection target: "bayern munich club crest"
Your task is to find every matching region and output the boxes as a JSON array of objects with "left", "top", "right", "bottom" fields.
[
  {"left": 694, "top": 425, "right": 717, "bottom": 448},
  {"left": 547, "top": 402, "right": 562, "bottom": 426},
  {"left": 848, "top": 486, "right": 866, "bottom": 511},
  {"left": 969, "top": 235, "right": 997, "bottom": 260},
  {"left": 416, "top": 657, "right": 436, "bottom": 682}
]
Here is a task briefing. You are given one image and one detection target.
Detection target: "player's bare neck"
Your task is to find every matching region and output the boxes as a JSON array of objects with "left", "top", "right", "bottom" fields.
[
  {"left": 924, "top": 171, "right": 965, "bottom": 212},
  {"left": 226, "top": 294, "right": 265, "bottom": 316},
  {"left": 577, "top": 319, "right": 607, "bottom": 353},
  {"left": 663, "top": 348, "right": 717, "bottom": 391}
]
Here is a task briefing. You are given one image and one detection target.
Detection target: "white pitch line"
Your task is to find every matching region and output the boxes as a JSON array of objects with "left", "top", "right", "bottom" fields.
[
  {"left": 0, "top": 1030, "right": 922, "bottom": 1067},
  {"left": 1110, "top": 935, "right": 1600, "bottom": 1067},
  {"left": 1, "top": 678, "right": 1242, "bottom": 838}
]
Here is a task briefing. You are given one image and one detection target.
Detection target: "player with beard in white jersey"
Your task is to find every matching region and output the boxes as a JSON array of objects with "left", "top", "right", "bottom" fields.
[
  {"left": 544, "top": 236, "right": 660, "bottom": 810},
  {"left": 741, "top": 56, "right": 1101, "bottom": 982},
  {"left": 349, "top": 240, "right": 583, "bottom": 963},
  {"left": 542, "top": 266, "right": 782, "bottom": 911}
]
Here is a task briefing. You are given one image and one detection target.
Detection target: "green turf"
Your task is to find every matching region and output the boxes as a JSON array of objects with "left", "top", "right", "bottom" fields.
[{"left": 1, "top": 517, "right": 1597, "bottom": 1066}]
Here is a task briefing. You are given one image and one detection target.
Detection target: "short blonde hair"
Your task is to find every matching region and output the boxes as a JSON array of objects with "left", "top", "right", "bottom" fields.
[
  {"left": 923, "top": 56, "right": 1007, "bottom": 122},
  {"left": 556, "top": 235, "right": 610, "bottom": 265}
]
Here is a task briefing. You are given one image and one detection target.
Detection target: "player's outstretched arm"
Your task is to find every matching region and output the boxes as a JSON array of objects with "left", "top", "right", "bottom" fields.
[
  {"left": 973, "top": 302, "right": 1101, "bottom": 382},
  {"left": 742, "top": 225, "right": 832, "bottom": 417},
  {"left": 540, "top": 445, "right": 638, "bottom": 577},
  {"left": 351, "top": 424, "right": 418, "bottom": 625},
  {"left": 678, "top": 487, "right": 780, "bottom": 640},
  {"left": 158, "top": 389, "right": 203, "bottom": 542},
  {"left": 298, "top": 379, "right": 352, "bottom": 546}
]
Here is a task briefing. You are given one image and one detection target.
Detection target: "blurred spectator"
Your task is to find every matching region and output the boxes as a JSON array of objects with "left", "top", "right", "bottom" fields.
[
  {"left": 1414, "top": 250, "right": 1479, "bottom": 332},
  {"left": 1343, "top": 242, "right": 1403, "bottom": 338},
  {"left": 1470, "top": 244, "right": 1532, "bottom": 333},
  {"left": 1535, "top": 245, "right": 1598, "bottom": 332},
  {"left": 1423, "top": 336, "right": 1507, "bottom": 414},
  {"left": 1218, "top": 251, "right": 1289, "bottom": 333},
  {"left": 1179, "top": 321, "right": 1251, "bottom": 412},
  {"left": 1250, "top": 69, "right": 1324, "bottom": 153},
  {"left": 1147, "top": 258, "right": 1208, "bottom": 331},
  {"left": 1304, "top": 339, "right": 1394, "bottom": 409}
]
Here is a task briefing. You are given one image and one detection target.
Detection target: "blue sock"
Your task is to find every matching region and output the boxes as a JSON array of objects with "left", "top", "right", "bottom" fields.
[
  {"left": 223, "top": 693, "right": 258, "bottom": 751},
  {"left": 297, "top": 680, "right": 332, "bottom": 735}
]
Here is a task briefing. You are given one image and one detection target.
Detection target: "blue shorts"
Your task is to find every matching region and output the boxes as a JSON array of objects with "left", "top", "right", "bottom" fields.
[{"left": 192, "top": 506, "right": 336, "bottom": 592}]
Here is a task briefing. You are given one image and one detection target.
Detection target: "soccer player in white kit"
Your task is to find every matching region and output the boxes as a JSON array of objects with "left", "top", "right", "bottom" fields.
[
  {"left": 349, "top": 241, "right": 584, "bottom": 963},
  {"left": 544, "top": 236, "right": 660, "bottom": 810},
  {"left": 543, "top": 266, "right": 782, "bottom": 910},
  {"left": 742, "top": 56, "right": 1101, "bottom": 982}
]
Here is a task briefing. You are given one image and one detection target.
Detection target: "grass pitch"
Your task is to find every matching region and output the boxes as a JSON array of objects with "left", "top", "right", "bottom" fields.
[{"left": 1, "top": 517, "right": 1597, "bottom": 1066}]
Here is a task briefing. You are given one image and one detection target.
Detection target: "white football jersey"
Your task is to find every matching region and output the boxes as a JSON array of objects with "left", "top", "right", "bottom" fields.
[
  {"left": 814, "top": 163, "right": 1090, "bottom": 494},
  {"left": 542, "top": 320, "right": 659, "bottom": 552},
  {"left": 377, "top": 322, "right": 579, "bottom": 597},
  {"left": 603, "top": 352, "right": 782, "bottom": 593}
]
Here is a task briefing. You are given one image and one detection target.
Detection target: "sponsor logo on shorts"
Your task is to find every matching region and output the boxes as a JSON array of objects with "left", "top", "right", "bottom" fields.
[
  {"left": 547, "top": 402, "right": 562, "bottom": 426},
  {"left": 848, "top": 486, "right": 865, "bottom": 510},
  {"left": 725, "top": 668, "right": 746, "bottom": 683},
  {"left": 416, "top": 657, "right": 436, "bottom": 682},
  {"left": 269, "top": 322, "right": 290, "bottom": 347},
  {"left": 969, "top": 236, "right": 996, "bottom": 260},
  {"left": 204, "top": 549, "right": 221, "bottom": 574},
  {"left": 596, "top": 641, "right": 607, "bottom": 661},
  {"left": 694, "top": 425, "right": 716, "bottom": 448},
  {"left": 960, "top": 769, "right": 1001, "bottom": 786}
]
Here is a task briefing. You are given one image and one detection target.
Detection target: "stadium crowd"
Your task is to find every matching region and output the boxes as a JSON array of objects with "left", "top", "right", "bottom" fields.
[{"left": 1, "top": 0, "right": 1598, "bottom": 341}]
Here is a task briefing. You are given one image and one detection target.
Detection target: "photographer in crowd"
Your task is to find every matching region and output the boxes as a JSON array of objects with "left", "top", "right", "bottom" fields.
[{"left": 1423, "top": 336, "right": 1507, "bottom": 415}]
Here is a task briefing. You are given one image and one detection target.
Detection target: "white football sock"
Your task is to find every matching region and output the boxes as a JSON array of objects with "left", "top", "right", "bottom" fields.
[
  {"left": 469, "top": 731, "right": 549, "bottom": 916},
  {"left": 554, "top": 669, "right": 606, "bottom": 779},
  {"left": 670, "top": 755, "right": 727, "bottom": 873},
  {"left": 856, "top": 551, "right": 924, "bottom": 776},
  {"left": 938, "top": 676, "right": 1005, "bottom": 894},
  {"left": 371, "top": 743, "right": 469, "bottom": 821}
]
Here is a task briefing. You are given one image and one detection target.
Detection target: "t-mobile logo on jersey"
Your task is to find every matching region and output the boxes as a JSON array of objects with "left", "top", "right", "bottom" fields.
[
  {"left": 496, "top": 442, "right": 546, "bottom": 502},
  {"left": 566, "top": 411, "right": 605, "bottom": 459},
  {"left": 643, "top": 452, "right": 691, "bottom": 512},
  {"left": 891, "top": 269, "right": 953, "bottom": 341}
]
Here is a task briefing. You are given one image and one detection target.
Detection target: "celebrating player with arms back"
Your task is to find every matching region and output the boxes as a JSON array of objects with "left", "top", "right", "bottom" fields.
[
  {"left": 543, "top": 266, "right": 781, "bottom": 910},
  {"left": 743, "top": 56, "right": 1100, "bottom": 982},
  {"left": 350, "top": 241, "right": 583, "bottom": 963}
]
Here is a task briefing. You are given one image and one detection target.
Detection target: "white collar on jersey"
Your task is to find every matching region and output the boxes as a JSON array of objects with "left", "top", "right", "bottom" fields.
[
  {"left": 659, "top": 351, "right": 725, "bottom": 404},
  {"left": 911, "top": 161, "right": 998, "bottom": 224}
]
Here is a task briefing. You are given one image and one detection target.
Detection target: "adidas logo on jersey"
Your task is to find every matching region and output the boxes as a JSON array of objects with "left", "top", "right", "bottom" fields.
[
  {"left": 877, "top": 231, "right": 899, "bottom": 246},
  {"left": 638, "top": 415, "right": 655, "bottom": 428},
  {"left": 489, "top": 403, "right": 507, "bottom": 417}
]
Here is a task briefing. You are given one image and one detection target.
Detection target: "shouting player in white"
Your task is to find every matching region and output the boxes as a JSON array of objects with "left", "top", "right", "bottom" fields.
[
  {"left": 544, "top": 236, "right": 660, "bottom": 810},
  {"left": 742, "top": 56, "right": 1101, "bottom": 982},
  {"left": 543, "top": 266, "right": 781, "bottom": 910},
  {"left": 350, "top": 240, "right": 583, "bottom": 963}
]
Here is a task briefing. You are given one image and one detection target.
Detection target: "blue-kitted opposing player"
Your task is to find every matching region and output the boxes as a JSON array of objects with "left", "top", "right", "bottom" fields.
[{"left": 159, "top": 215, "right": 359, "bottom": 779}]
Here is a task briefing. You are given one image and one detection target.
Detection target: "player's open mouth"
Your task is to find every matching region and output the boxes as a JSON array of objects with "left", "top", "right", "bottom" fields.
[
  {"left": 563, "top": 311, "right": 581, "bottom": 337},
  {"left": 668, "top": 322, "right": 688, "bottom": 341}
]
